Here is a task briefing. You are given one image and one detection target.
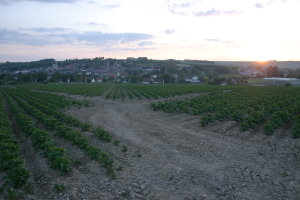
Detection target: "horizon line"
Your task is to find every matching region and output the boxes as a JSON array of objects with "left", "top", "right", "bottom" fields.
[{"left": 1, "top": 57, "right": 300, "bottom": 63}]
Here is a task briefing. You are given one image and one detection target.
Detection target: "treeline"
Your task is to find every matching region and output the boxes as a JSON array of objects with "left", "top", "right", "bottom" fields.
[
  {"left": 0, "top": 72, "right": 84, "bottom": 85},
  {"left": 0, "top": 59, "right": 55, "bottom": 71}
]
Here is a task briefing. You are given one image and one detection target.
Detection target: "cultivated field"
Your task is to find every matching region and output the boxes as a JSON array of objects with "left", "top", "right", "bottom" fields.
[{"left": 0, "top": 84, "right": 299, "bottom": 200}]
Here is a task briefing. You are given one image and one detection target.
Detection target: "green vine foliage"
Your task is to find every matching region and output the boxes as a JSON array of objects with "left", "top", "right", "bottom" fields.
[
  {"left": 0, "top": 95, "right": 30, "bottom": 189},
  {"left": 151, "top": 86, "right": 300, "bottom": 137}
]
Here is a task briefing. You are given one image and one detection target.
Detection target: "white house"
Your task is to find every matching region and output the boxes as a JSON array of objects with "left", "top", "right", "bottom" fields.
[{"left": 185, "top": 76, "right": 201, "bottom": 83}]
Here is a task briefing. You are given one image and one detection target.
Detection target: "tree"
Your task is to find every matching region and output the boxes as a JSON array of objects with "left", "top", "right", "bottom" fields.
[
  {"left": 266, "top": 66, "right": 281, "bottom": 77},
  {"left": 202, "top": 76, "right": 209, "bottom": 83},
  {"left": 161, "top": 74, "right": 175, "bottom": 84},
  {"left": 50, "top": 72, "right": 61, "bottom": 82},
  {"left": 126, "top": 75, "right": 141, "bottom": 83},
  {"left": 35, "top": 72, "right": 47, "bottom": 82},
  {"left": 208, "top": 76, "right": 226, "bottom": 85},
  {"left": 18, "top": 73, "right": 31, "bottom": 83},
  {"left": 0, "top": 73, "right": 13, "bottom": 85}
]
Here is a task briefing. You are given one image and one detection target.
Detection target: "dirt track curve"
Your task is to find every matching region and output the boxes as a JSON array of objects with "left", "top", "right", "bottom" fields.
[{"left": 65, "top": 95, "right": 300, "bottom": 200}]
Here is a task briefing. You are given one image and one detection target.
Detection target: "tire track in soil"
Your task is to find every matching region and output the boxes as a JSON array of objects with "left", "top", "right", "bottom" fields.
[
  {"left": 66, "top": 97, "right": 300, "bottom": 200},
  {"left": 68, "top": 101, "right": 221, "bottom": 199}
]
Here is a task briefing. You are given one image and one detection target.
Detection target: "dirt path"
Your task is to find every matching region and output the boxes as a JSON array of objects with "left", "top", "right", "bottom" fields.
[{"left": 65, "top": 97, "right": 300, "bottom": 200}]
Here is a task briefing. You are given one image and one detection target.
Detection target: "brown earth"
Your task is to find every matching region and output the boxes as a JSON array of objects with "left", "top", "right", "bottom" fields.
[
  {"left": 65, "top": 95, "right": 300, "bottom": 200},
  {"left": 1, "top": 94, "right": 299, "bottom": 200}
]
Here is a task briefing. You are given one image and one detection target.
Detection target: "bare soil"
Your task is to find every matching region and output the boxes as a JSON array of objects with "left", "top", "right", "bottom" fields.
[
  {"left": 2, "top": 94, "right": 299, "bottom": 200},
  {"left": 65, "top": 95, "right": 300, "bottom": 200}
]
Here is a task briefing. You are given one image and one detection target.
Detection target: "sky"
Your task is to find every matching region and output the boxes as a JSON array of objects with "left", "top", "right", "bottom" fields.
[{"left": 0, "top": 0, "right": 300, "bottom": 62}]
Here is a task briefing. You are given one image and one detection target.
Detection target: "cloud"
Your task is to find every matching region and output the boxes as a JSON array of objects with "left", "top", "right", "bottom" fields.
[
  {"left": 138, "top": 41, "right": 154, "bottom": 46},
  {"left": 0, "top": 0, "right": 78, "bottom": 5},
  {"left": 194, "top": 9, "right": 240, "bottom": 17},
  {"left": 164, "top": 29, "right": 175, "bottom": 34},
  {"left": 167, "top": 1, "right": 195, "bottom": 16},
  {"left": 168, "top": 1, "right": 195, "bottom": 9},
  {"left": 102, "top": 4, "right": 119, "bottom": 9},
  {"left": 255, "top": 3, "right": 264, "bottom": 8},
  {"left": 205, "top": 39, "right": 234, "bottom": 44},
  {"left": 168, "top": 8, "right": 188, "bottom": 16},
  {"left": 103, "top": 47, "right": 156, "bottom": 51},
  {"left": 86, "top": 22, "right": 107, "bottom": 28},
  {"left": 267, "top": 0, "right": 275, "bottom": 5},
  {"left": 73, "top": 32, "right": 154, "bottom": 45},
  {"left": 0, "top": 0, "right": 120, "bottom": 6},
  {"left": 87, "top": 22, "right": 99, "bottom": 26},
  {"left": 167, "top": 1, "right": 240, "bottom": 17},
  {"left": 254, "top": 0, "right": 289, "bottom": 9},
  {"left": 0, "top": 28, "right": 154, "bottom": 46},
  {"left": 21, "top": 27, "right": 69, "bottom": 32},
  {"left": 0, "top": 29, "right": 60, "bottom": 45}
]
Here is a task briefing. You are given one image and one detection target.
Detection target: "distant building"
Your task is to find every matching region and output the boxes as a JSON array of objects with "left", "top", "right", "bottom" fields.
[
  {"left": 142, "top": 78, "right": 152, "bottom": 84},
  {"left": 185, "top": 76, "right": 201, "bottom": 83},
  {"left": 52, "top": 63, "right": 59, "bottom": 70},
  {"left": 239, "top": 68, "right": 263, "bottom": 77},
  {"left": 12, "top": 70, "right": 30, "bottom": 74},
  {"left": 263, "top": 77, "right": 300, "bottom": 85},
  {"left": 151, "top": 75, "right": 157, "bottom": 79},
  {"left": 221, "top": 81, "right": 227, "bottom": 86},
  {"left": 96, "top": 78, "right": 102, "bottom": 83}
]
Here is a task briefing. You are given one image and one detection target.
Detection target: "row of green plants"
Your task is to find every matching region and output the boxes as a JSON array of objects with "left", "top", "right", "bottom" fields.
[
  {"left": 292, "top": 115, "right": 300, "bottom": 138},
  {"left": 151, "top": 86, "right": 300, "bottom": 138},
  {"left": 105, "top": 85, "right": 127, "bottom": 100},
  {"left": 0, "top": 95, "right": 30, "bottom": 194},
  {"left": 9, "top": 92, "right": 115, "bottom": 177},
  {"left": 21, "top": 88, "right": 89, "bottom": 108},
  {"left": 21, "top": 83, "right": 229, "bottom": 100},
  {"left": 6, "top": 94, "right": 72, "bottom": 175},
  {"left": 0, "top": 86, "right": 119, "bottom": 199},
  {"left": 16, "top": 92, "right": 112, "bottom": 142},
  {"left": 121, "top": 84, "right": 225, "bottom": 99},
  {"left": 107, "top": 84, "right": 228, "bottom": 100},
  {"left": 17, "top": 93, "right": 91, "bottom": 131},
  {"left": 19, "top": 83, "right": 111, "bottom": 97}
]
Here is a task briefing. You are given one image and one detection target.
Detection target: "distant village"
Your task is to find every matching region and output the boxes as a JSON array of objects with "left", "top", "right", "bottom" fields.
[{"left": 0, "top": 57, "right": 300, "bottom": 86}]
